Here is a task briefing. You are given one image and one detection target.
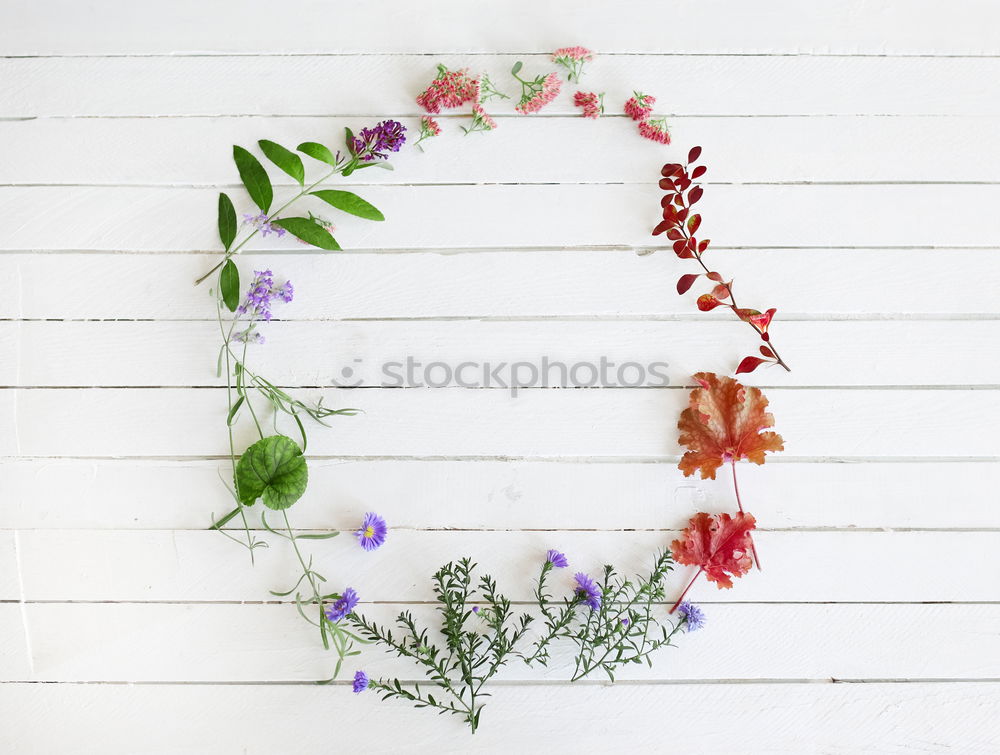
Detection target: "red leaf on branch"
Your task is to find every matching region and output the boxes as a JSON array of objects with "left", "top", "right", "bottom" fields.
[
  {"left": 698, "top": 239, "right": 711, "bottom": 253},
  {"left": 706, "top": 271, "right": 723, "bottom": 282},
  {"left": 735, "top": 356, "right": 766, "bottom": 375},
  {"left": 759, "top": 345, "right": 775, "bottom": 358},
  {"left": 688, "top": 185, "right": 704, "bottom": 204},
  {"left": 670, "top": 511, "right": 756, "bottom": 599},
  {"left": 687, "top": 214, "right": 702, "bottom": 235},
  {"left": 711, "top": 282, "right": 732, "bottom": 300},
  {"left": 691, "top": 165, "right": 707, "bottom": 179},
  {"left": 652, "top": 220, "right": 671, "bottom": 236},
  {"left": 661, "top": 163, "right": 682, "bottom": 177},
  {"left": 658, "top": 178, "right": 675, "bottom": 190},
  {"left": 687, "top": 146, "right": 703, "bottom": 163},
  {"left": 677, "top": 372, "right": 784, "bottom": 479},
  {"left": 697, "top": 294, "right": 723, "bottom": 311},
  {"left": 676, "top": 273, "right": 700, "bottom": 295},
  {"left": 747, "top": 307, "right": 777, "bottom": 334},
  {"left": 666, "top": 228, "right": 684, "bottom": 241}
]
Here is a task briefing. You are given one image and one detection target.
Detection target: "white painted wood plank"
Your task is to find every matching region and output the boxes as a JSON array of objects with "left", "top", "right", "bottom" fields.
[
  {"left": 14, "top": 603, "right": 1000, "bottom": 683},
  {"left": 6, "top": 184, "right": 1000, "bottom": 252},
  {"left": 0, "top": 531, "right": 23, "bottom": 599},
  {"left": 5, "top": 116, "right": 1000, "bottom": 184},
  {"left": 0, "top": 604, "right": 31, "bottom": 680},
  {"left": 1, "top": 458, "right": 996, "bottom": 530},
  {"left": 6, "top": 250, "right": 997, "bottom": 319},
  {"left": 1, "top": 2, "right": 996, "bottom": 56},
  {"left": 6, "top": 387, "right": 997, "bottom": 458},
  {"left": 15, "top": 530, "right": 1000, "bottom": 603},
  {"left": 2, "top": 682, "right": 999, "bottom": 755},
  {"left": 5, "top": 320, "right": 996, "bottom": 388}
]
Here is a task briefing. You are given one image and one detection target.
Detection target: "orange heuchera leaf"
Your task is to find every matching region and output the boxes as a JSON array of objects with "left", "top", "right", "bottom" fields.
[
  {"left": 677, "top": 372, "right": 784, "bottom": 479},
  {"left": 671, "top": 511, "right": 756, "bottom": 591}
]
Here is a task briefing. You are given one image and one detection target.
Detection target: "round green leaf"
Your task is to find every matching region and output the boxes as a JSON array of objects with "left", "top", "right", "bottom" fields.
[{"left": 235, "top": 435, "right": 308, "bottom": 510}]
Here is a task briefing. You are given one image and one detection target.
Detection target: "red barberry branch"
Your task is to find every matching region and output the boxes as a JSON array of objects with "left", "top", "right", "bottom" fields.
[{"left": 652, "top": 146, "right": 791, "bottom": 374}]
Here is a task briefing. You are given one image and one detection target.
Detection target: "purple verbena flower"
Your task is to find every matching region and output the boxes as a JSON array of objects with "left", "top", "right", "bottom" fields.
[
  {"left": 677, "top": 600, "right": 705, "bottom": 632},
  {"left": 352, "top": 670, "right": 369, "bottom": 693},
  {"left": 546, "top": 549, "right": 569, "bottom": 568},
  {"left": 350, "top": 120, "right": 407, "bottom": 162},
  {"left": 231, "top": 328, "right": 265, "bottom": 345},
  {"left": 354, "top": 512, "right": 387, "bottom": 552},
  {"left": 236, "top": 269, "right": 294, "bottom": 322},
  {"left": 573, "top": 572, "right": 602, "bottom": 611},
  {"left": 242, "top": 212, "right": 286, "bottom": 238},
  {"left": 325, "top": 587, "right": 359, "bottom": 623}
]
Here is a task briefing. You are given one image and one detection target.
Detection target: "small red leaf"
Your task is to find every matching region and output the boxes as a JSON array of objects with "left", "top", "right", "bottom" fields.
[
  {"left": 759, "top": 345, "right": 775, "bottom": 358},
  {"left": 688, "top": 185, "right": 704, "bottom": 204},
  {"left": 677, "top": 207, "right": 689, "bottom": 222},
  {"left": 691, "top": 165, "right": 707, "bottom": 179},
  {"left": 735, "top": 356, "right": 766, "bottom": 374},
  {"left": 677, "top": 177, "right": 691, "bottom": 192},
  {"left": 687, "top": 214, "right": 702, "bottom": 234},
  {"left": 733, "top": 307, "right": 761, "bottom": 323},
  {"left": 658, "top": 178, "right": 675, "bottom": 190},
  {"left": 711, "top": 282, "right": 731, "bottom": 299},
  {"left": 676, "top": 273, "right": 700, "bottom": 295},
  {"left": 698, "top": 239, "right": 711, "bottom": 253},
  {"left": 652, "top": 220, "right": 671, "bottom": 236},
  {"left": 661, "top": 163, "right": 681, "bottom": 177},
  {"left": 662, "top": 204, "right": 678, "bottom": 221},
  {"left": 706, "top": 271, "right": 723, "bottom": 282},
  {"left": 697, "top": 294, "right": 723, "bottom": 311},
  {"left": 688, "top": 146, "right": 703, "bottom": 164},
  {"left": 673, "top": 239, "right": 688, "bottom": 255},
  {"left": 666, "top": 228, "right": 683, "bottom": 241}
]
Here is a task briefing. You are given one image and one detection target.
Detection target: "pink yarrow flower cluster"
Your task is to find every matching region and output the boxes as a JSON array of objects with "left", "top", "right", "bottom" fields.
[
  {"left": 414, "top": 116, "right": 442, "bottom": 151},
  {"left": 463, "top": 104, "right": 497, "bottom": 135},
  {"left": 513, "top": 68, "right": 562, "bottom": 114},
  {"left": 624, "top": 91, "right": 656, "bottom": 121},
  {"left": 573, "top": 91, "right": 604, "bottom": 119},
  {"left": 552, "top": 46, "right": 593, "bottom": 82},
  {"left": 416, "top": 65, "right": 480, "bottom": 113},
  {"left": 638, "top": 117, "right": 671, "bottom": 144}
]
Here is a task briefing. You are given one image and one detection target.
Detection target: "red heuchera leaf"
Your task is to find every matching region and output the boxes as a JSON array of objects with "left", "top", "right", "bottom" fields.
[
  {"left": 671, "top": 511, "right": 756, "bottom": 589},
  {"left": 735, "top": 356, "right": 766, "bottom": 375},
  {"left": 677, "top": 371, "right": 784, "bottom": 479},
  {"left": 696, "top": 294, "right": 723, "bottom": 311},
  {"left": 676, "top": 273, "right": 700, "bottom": 295}
]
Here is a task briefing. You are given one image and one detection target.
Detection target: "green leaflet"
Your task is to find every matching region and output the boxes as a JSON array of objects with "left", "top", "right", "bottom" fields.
[
  {"left": 272, "top": 217, "right": 340, "bottom": 250},
  {"left": 233, "top": 145, "right": 273, "bottom": 212},
  {"left": 258, "top": 139, "right": 305, "bottom": 185},
  {"left": 217, "top": 192, "right": 237, "bottom": 250},
  {"left": 220, "top": 259, "right": 240, "bottom": 312},
  {"left": 311, "top": 189, "right": 385, "bottom": 221}
]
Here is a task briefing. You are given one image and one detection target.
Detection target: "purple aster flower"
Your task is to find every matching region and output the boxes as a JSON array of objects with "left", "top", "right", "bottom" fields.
[
  {"left": 354, "top": 512, "right": 387, "bottom": 552},
  {"left": 677, "top": 600, "right": 705, "bottom": 632},
  {"left": 621, "top": 617, "right": 630, "bottom": 626},
  {"left": 350, "top": 120, "right": 407, "bottom": 162},
  {"left": 325, "top": 587, "right": 359, "bottom": 623},
  {"left": 242, "top": 212, "right": 286, "bottom": 238},
  {"left": 352, "top": 670, "right": 369, "bottom": 693},
  {"left": 236, "top": 269, "right": 294, "bottom": 323},
  {"left": 573, "top": 572, "right": 602, "bottom": 611},
  {"left": 472, "top": 606, "right": 480, "bottom": 614},
  {"left": 546, "top": 549, "right": 569, "bottom": 568}
]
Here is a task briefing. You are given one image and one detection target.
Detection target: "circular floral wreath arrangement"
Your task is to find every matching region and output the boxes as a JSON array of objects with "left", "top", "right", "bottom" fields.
[{"left": 198, "top": 48, "right": 786, "bottom": 734}]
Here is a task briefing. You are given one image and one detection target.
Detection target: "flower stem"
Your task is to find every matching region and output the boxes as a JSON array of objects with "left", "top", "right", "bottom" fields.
[
  {"left": 669, "top": 567, "right": 703, "bottom": 614},
  {"left": 731, "top": 460, "right": 761, "bottom": 570}
]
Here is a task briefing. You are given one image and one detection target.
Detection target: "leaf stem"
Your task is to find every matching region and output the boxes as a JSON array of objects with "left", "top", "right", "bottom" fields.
[{"left": 731, "top": 460, "right": 761, "bottom": 570}]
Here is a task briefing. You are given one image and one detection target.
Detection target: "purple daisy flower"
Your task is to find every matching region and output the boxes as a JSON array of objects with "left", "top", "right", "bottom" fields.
[
  {"left": 350, "top": 119, "right": 407, "bottom": 161},
  {"left": 677, "top": 600, "right": 705, "bottom": 632},
  {"left": 352, "top": 670, "right": 369, "bottom": 693},
  {"left": 354, "top": 512, "right": 387, "bottom": 551},
  {"left": 546, "top": 549, "right": 569, "bottom": 568},
  {"left": 325, "top": 587, "right": 359, "bottom": 623},
  {"left": 573, "top": 572, "right": 602, "bottom": 611}
]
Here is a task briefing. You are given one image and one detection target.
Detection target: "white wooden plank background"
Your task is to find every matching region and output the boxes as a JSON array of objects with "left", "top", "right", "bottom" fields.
[{"left": 2, "top": 1, "right": 999, "bottom": 752}]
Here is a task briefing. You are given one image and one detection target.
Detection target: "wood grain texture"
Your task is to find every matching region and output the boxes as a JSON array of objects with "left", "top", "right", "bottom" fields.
[
  {"left": 6, "top": 250, "right": 997, "bottom": 319},
  {"left": 4, "top": 320, "right": 997, "bottom": 387},
  {"left": 6, "top": 184, "right": 1000, "bottom": 252},
  {"left": 2, "top": 458, "right": 997, "bottom": 529},
  {"left": 1, "top": 682, "right": 998, "bottom": 754},
  {"left": 3, "top": 387, "right": 996, "bottom": 458},
  {"left": 3, "top": 0, "right": 997, "bottom": 55},
  {"left": 3, "top": 2, "right": 998, "bottom": 750},
  {"left": 11, "top": 530, "right": 999, "bottom": 603}
]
